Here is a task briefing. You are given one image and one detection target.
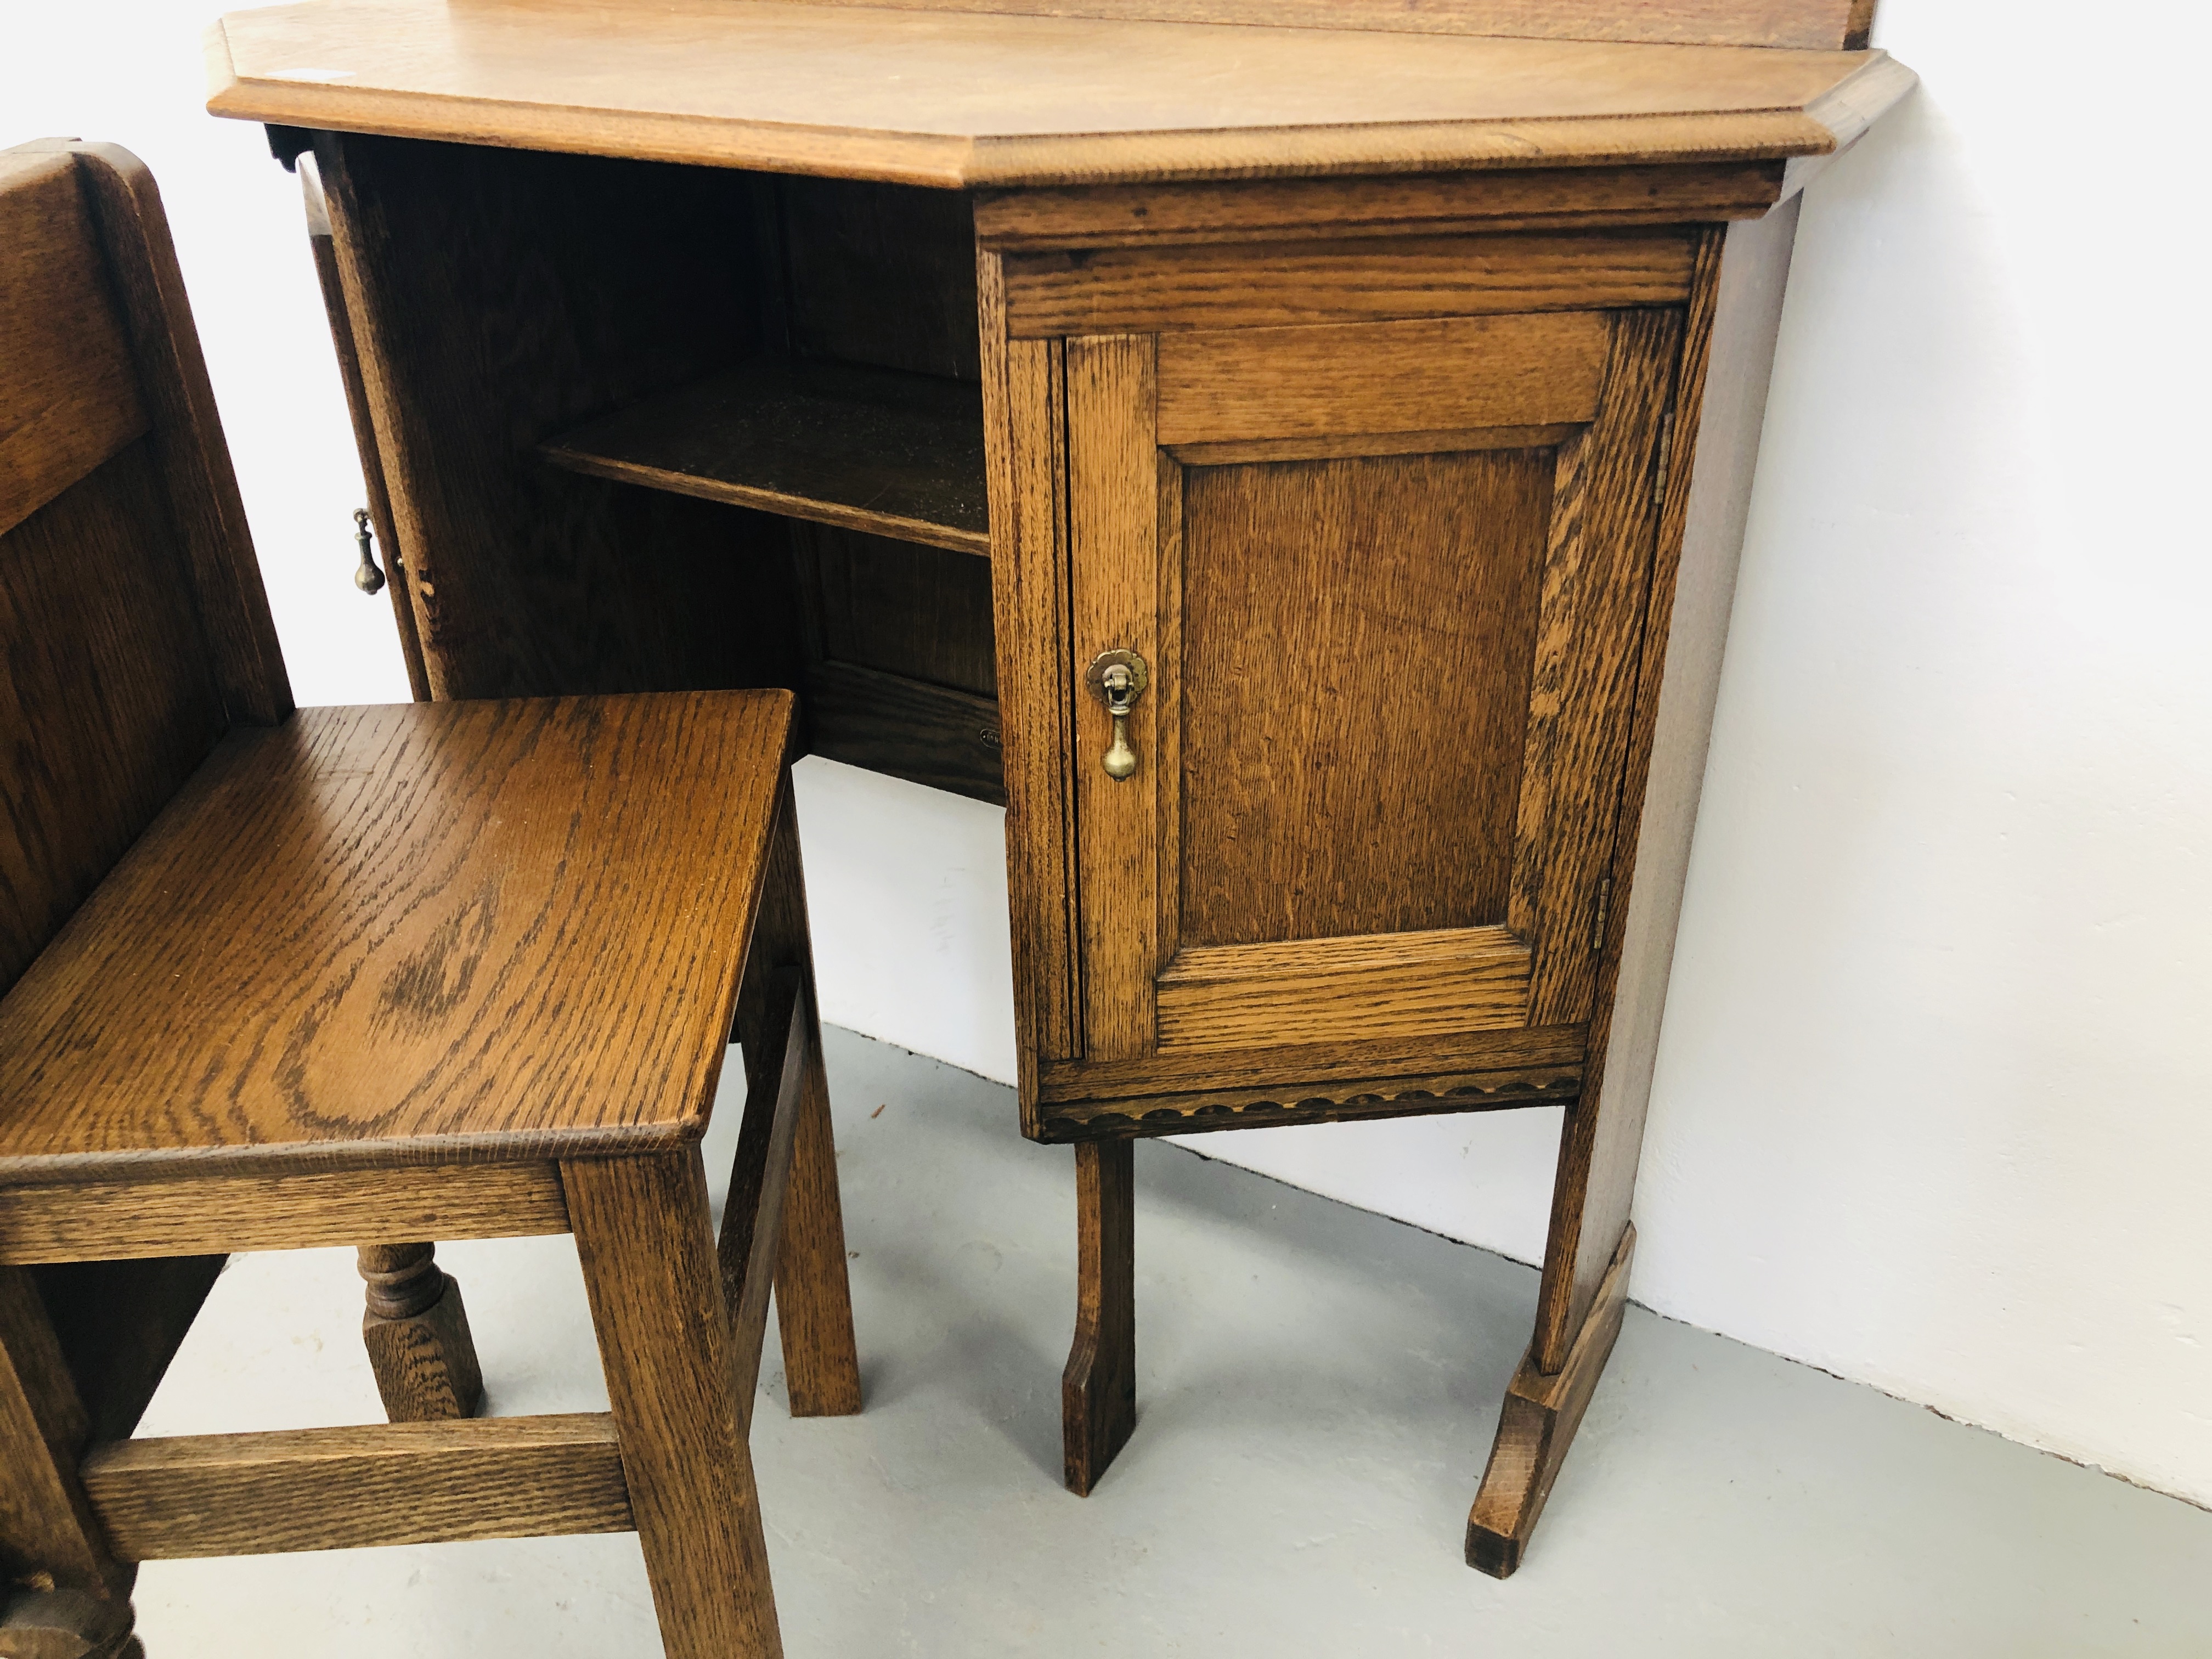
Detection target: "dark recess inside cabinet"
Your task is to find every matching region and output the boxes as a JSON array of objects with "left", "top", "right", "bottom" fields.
[
  {"left": 321, "top": 132, "right": 1001, "bottom": 804},
  {"left": 541, "top": 169, "right": 1001, "bottom": 804}
]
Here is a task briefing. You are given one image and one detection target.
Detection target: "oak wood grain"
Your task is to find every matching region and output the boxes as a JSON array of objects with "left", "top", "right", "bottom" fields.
[
  {"left": 777, "top": 175, "right": 983, "bottom": 383},
  {"left": 27, "top": 1257, "right": 226, "bottom": 1444},
  {"left": 738, "top": 792, "right": 863, "bottom": 1421},
  {"left": 1174, "top": 448, "right": 1552, "bottom": 947},
  {"left": 78, "top": 1414, "right": 633, "bottom": 1561},
  {"left": 0, "top": 153, "right": 148, "bottom": 540},
  {"left": 1535, "top": 205, "right": 1798, "bottom": 1371},
  {"left": 1156, "top": 927, "right": 1531, "bottom": 1052},
  {"left": 804, "top": 525, "right": 997, "bottom": 695},
  {"left": 802, "top": 662, "right": 1006, "bottom": 807},
  {"left": 1041, "top": 1022, "right": 1583, "bottom": 1100},
  {"left": 541, "top": 360, "right": 989, "bottom": 558},
  {"left": 312, "top": 131, "right": 803, "bottom": 703},
  {"left": 1156, "top": 314, "right": 1609, "bottom": 444},
  {"left": 1780, "top": 53, "right": 1917, "bottom": 204},
  {"left": 788, "top": 520, "right": 1007, "bottom": 798},
  {"left": 780, "top": 0, "right": 1876, "bottom": 51},
  {"left": 774, "top": 1077, "right": 865, "bottom": 1419},
  {"left": 980, "top": 258, "right": 1081, "bottom": 1108},
  {"left": 0, "top": 1584, "right": 139, "bottom": 1658},
  {"left": 566, "top": 1149, "right": 783, "bottom": 1659},
  {"left": 0, "top": 1267, "right": 127, "bottom": 1600},
  {"left": 1036, "top": 1068, "right": 1582, "bottom": 1140},
  {"left": 0, "top": 1166, "right": 570, "bottom": 1264},
  {"left": 0, "top": 442, "right": 227, "bottom": 1001},
  {"left": 720, "top": 972, "right": 808, "bottom": 1434},
  {"left": 357, "top": 1244, "right": 484, "bottom": 1422},
  {"left": 0, "top": 695, "right": 789, "bottom": 1182},
  {"left": 1006, "top": 230, "right": 1695, "bottom": 338},
  {"left": 785, "top": 512, "right": 1005, "bottom": 804},
  {"left": 1466, "top": 1223, "right": 1633, "bottom": 1576},
  {"left": 1066, "top": 335, "right": 1160, "bottom": 1060},
  {"left": 1165, "top": 426, "right": 1582, "bottom": 467},
  {"left": 1509, "top": 309, "right": 1683, "bottom": 1027},
  {"left": 207, "top": 2, "right": 1900, "bottom": 188},
  {"left": 1150, "top": 454, "right": 1186, "bottom": 1008},
  {"left": 298, "top": 154, "right": 430, "bottom": 701},
  {"left": 973, "top": 163, "right": 1785, "bottom": 251},
  {"left": 1062, "top": 1140, "right": 1135, "bottom": 1494},
  {"left": 25, "top": 143, "right": 291, "bottom": 727}
]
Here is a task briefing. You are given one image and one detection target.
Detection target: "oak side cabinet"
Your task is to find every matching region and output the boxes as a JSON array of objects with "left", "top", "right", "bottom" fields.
[{"left": 208, "top": 0, "right": 1914, "bottom": 1577}]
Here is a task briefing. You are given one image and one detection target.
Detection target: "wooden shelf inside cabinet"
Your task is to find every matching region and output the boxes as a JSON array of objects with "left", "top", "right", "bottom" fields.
[{"left": 541, "top": 359, "right": 990, "bottom": 558}]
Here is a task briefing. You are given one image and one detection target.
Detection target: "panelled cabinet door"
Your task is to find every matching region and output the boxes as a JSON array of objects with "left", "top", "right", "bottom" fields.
[{"left": 1064, "top": 308, "right": 1681, "bottom": 1067}]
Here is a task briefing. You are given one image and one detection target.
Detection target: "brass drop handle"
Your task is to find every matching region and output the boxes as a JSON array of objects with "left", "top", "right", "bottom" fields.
[
  {"left": 352, "top": 507, "right": 386, "bottom": 595},
  {"left": 1085, "top": 648, "right": 1149, "bottom": 781}
]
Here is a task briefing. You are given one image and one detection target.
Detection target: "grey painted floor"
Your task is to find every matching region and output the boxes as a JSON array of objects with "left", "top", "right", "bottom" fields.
[{"left": 134, "top": 1029, "right": 2211, "bottom": 1655}]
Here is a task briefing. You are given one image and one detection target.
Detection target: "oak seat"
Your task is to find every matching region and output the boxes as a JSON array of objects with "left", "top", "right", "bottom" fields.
[
  {"left": 0, "top": 138, "right": 860, "bottom": 1659},
  {"left": 0, "top": 694, "right": 790, "bottom": 1181}
]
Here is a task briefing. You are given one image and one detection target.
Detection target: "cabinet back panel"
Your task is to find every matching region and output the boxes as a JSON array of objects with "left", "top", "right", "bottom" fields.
[
  {"left": 807, "top": 523, "right": 998, "bottom": 697},
  {"left": 1177, "top": 447, "right": 1550, "bottom": 947},
  {"left": 779, "top": 177, "right": 982, "bottom": 383}
]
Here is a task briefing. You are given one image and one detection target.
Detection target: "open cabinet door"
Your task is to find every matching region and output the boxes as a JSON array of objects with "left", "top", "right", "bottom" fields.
[{"left": 1058, "top": 308, "right": 1682, "bottom": 1090}]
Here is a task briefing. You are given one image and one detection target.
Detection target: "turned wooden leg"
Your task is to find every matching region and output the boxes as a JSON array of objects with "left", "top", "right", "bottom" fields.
[
  {"left": 1062, "top": 1138, "right": 1136, "bottom": 1497},
  {"left": 0, "top": 1588, "right": 142, "bottom": 1658},
  {"left": 356, "top": 1243, "right": 482, "bottom": 1422},
  {"left": 1465, "top": 1223, "right": 1635, "bottom": 1578},
  {"left": 567, "top": 1149, "right": 782, "bottom": 1659}
]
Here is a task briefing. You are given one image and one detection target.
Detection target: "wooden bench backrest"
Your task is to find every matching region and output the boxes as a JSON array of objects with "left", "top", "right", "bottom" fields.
[
  {"left": 778, "top": 0, "right": 1877, "bottom": 50},
  {"left": 0, "top": 142, "right": 289, "bottom": 999}
]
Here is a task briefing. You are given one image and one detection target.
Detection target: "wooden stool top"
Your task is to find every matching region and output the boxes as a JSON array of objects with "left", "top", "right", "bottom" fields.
[{"left": 0, "top": 692, "right": 794, "bottom": 1184}]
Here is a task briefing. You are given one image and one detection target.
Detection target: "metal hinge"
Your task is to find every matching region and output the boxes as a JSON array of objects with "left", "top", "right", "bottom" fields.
[
  {"left": 1590, "top": 876, "right": 1614, "bottom": 952},
  {"left": 1651, "top": 410, "right": 1676, "bottom": 509}
]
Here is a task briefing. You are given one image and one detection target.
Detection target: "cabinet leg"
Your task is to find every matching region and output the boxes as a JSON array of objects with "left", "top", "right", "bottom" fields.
[
  {"left": 356, "top": 1243, "right": 482, "bottom": 1422},
  {"left": 1062, "top": 1139, "right": 1136, "bottom": 1497},
  {"left": 1465, "top": 1223, "right": 1635, "bottom": 1578}
]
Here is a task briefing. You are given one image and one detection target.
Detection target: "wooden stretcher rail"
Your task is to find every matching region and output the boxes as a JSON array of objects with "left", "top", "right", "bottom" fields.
[
  {"left": 0, "top": 1163, "right": 571, "bottom": 1263},
  {"left": 81, "top": 1414, "right": 633, "bottom": 1560}
]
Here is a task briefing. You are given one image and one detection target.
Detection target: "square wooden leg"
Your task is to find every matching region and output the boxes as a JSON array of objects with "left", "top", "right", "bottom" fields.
[
  {"left": 772, "top": 1049, "right": 863, "bottom": 1420},
  {"left": 1062, "top": 1138, "right": 1136, "bottom": 1497},
  {"left": 1465, "top": 1223, "right": 1635, "bottom": 1578},
  {"left": 356, "top": 1243, "right": 483, "bottom": 1422},
  {"left": 0, "top": 1268, "right": 138, "bottom": 1654},
  {"left": 735, "top": 789, "right": 861, "bottom": 1423},
  {"left": 566, "top": 1150, "right": 783, "bottom": 1659}
]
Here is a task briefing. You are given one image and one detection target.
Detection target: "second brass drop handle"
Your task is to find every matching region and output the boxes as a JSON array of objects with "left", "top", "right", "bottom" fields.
[{"left": 1085, "top": 648, "right": 1149, "bottom": 781}]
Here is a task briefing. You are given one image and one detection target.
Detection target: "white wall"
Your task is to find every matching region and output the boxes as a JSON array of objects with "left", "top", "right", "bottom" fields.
[
  {"left": 3, "top": 1, "right": 413, "bottom": 711},
  {"left": 11, "top": 1, "right": 2205, "bottom": 1510},
  {"left": 1631, "top": 1, "right": 2212, "bottom": 1508}
]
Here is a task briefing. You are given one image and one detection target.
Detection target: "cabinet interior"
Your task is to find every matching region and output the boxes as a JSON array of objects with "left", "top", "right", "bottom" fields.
[{"left": 335, "top": 134, "right": 1001, "bottom": 802}]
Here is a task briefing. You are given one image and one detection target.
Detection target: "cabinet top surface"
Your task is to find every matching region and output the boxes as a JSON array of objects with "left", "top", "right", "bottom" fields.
[{"left": 206, "top": 0, "right": 1911, "bottom": 188}]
